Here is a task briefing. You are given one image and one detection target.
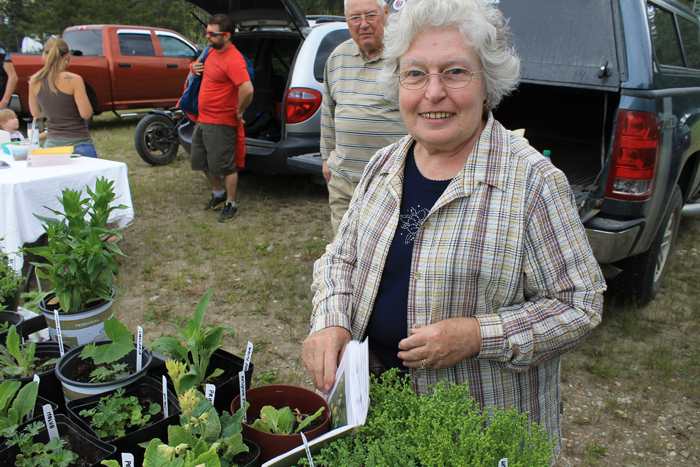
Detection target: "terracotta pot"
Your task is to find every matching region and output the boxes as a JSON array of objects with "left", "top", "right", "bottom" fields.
[{"left": 230, "top": 384, "right": 330, "bottom": 464}]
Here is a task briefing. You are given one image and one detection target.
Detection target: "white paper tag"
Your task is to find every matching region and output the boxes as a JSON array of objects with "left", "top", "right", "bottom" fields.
[
  {"left": 243, "top": 341, "right": 254, "bottom": 372},
  {"left": 42, "top": 404, "right": 60, "bottom": 442},
  {"left": 162, "top": 376, "right": 169, "bottom": 418},
  {"left": 498, "top": 458, "right": 508, "bottom": 467},
  {"left": 136, "top": 326, "right": 143, "bottom": 372},
  {"left": 301, "top": 432, "right": 315, "bottom": 467},
  {"left": 53, "top": 311, "right": 64, "bottom": 356},
  {"left": 121, "top": 452, "right": 135, "bottom": 467},
  {"left": 205, "top": 384, "right": 216, "bottom": 404},
  {"left": 238, "top": 370, "right": 247, "bottom": 423}
]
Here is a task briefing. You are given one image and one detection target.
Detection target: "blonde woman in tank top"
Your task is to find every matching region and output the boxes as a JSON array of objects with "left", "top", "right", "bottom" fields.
[{"left": 28, "top": 38, "right": 97, "bottom": 158}]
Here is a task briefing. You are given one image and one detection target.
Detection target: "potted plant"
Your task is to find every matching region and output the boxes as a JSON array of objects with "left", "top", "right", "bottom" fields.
[
  {"left": 55, "top": 317, "right": 152, "bottom": 401},
  {"left": 0, "top": 247, "right": 24, "bottom": 346},
  {"left": 230, "top": 384, "right": 331, "bottom": 464},
  {"left": 149, "top": 289, "right": 254, "bottom": 415},
  {"left": 23, "top": 177, "right": 127, "bottom": 347}
]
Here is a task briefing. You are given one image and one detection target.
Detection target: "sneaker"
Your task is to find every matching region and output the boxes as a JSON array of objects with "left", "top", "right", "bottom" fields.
[
  {"left": 204, "top": 191, "right": 227, "bottom": 211},
  {"left": 218, "top": 202, "right": 238, "bottom": 222}
]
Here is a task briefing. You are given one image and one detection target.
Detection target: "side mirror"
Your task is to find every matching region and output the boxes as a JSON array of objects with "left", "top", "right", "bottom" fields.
[
  {"left": 193, "top": 47, "right": 203, "bottom": 61},
  {"left": 70, "top": 49, "right": 83, "bottom": 56}
]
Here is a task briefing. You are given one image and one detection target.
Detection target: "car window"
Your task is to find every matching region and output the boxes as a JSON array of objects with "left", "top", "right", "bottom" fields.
[
  {"left": 647, "top": 3, "right": 683, "bottom": 67},
  {"left": 63, "top": 30, "right": 104, "bottom": 57},
  {"left": 314, "top": 29, "right": 351, "bottom": 82},
  {"left": 157, "top": 35, "right": 195, "bottom": 58},
  {"left": 118, "top": 33, "right": 156, "bottom": 57},
  {"left": 677, "top": 16, "right": 700, "bottom": 69}
]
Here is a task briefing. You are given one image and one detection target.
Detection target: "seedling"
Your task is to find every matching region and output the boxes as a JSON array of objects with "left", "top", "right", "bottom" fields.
[
  {"left": 0, "top": 326, "right": 57, "bottom": 379},
  {"left": 5, "top": 421, "right": 78, "bottom": 467},
  {"left": 79, "top": 317, "right": 135, "bottom": 383},
  {"left": 79, "top": 387, "right": 161, "bottom": 441},
  {"left": 0, "top": 381, "right": 39, "bottom": 437},
  {"left": 251, "top": 405, "right": 325, "bottom": 435}
]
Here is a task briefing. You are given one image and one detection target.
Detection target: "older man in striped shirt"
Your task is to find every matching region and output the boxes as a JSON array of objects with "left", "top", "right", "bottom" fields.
[{"left": 321, "top": 0, "right": 407, "bottom": 233}]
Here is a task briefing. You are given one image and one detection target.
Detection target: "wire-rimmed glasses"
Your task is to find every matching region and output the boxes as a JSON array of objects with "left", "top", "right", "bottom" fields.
[{"left": 395, "top": 68, "right": 483, "bottom": 90}]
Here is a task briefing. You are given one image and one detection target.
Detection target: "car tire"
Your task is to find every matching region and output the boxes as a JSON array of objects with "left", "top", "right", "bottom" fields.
[
  {"left": 610, "top": 185, "right": 683, "bottom": 304},
  {"left": 134, "top": 114, "right": 180, "bottom": 166}
]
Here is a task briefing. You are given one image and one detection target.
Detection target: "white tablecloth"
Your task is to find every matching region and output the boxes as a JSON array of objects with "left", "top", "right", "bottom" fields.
[{"left": 0, "top": 154, "right": 135, "bottom": 271}]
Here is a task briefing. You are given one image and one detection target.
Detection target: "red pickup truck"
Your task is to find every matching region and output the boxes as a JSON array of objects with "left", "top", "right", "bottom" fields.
[{"left": 9, "top": 24, "right": 197, "bottom": 120}]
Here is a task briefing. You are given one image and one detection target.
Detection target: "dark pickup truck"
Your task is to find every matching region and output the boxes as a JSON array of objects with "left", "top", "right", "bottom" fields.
[{"left": 290, "top": 0, "right": 700, "bottom": 304}]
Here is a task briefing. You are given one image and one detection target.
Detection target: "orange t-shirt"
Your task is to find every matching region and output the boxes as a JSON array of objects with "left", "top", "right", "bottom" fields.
[{"left": 197, "top": 44, "right": 249, "bottom": 127}]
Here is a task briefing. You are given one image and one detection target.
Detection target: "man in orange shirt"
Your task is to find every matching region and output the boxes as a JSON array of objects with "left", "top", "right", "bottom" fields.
[{"left": 191, "top": 14, "right": 253, "bottom": 222}]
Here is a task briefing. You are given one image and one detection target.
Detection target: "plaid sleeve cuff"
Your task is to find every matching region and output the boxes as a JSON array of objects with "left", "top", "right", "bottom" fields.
[
  {"left": 310, "top": 309, "right": 352, "bottom": 334},
  {"left": 475, "top": 314, "right": 506, "bottom": 360}
]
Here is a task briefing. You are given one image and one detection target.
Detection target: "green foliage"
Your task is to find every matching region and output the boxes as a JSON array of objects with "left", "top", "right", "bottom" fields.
[
  {"left": 297, "top": 369, "right": 554, "bottom": 467},
  {"left": 138, "top": 388, "right": 249, "bottom": 467},
  {"left": 6, "top": 421, "right": 79, "bottom": 467},
  {"left": 23, "top": 177, "right": 127, "bottom": 313},
  {"left": 79, "top": 317, "right": 136, "bottom": 383},
  {"left": 251, "top": 405, "right": 325, "bottom": 435},
  {"left": 0, "top": 381, "right": 39, "bottom": 437},
  {"left": 0, "top": 326, "right": 57, "bottom": 379},
  {"left": 0, "top": 247, "right": 23, "bottom": 306},
  {"left": 79, "top": 387, "right": 161, "bottom": 442},
  {"left": 150, "top": 290, "right": 235, "bottom": 394}
]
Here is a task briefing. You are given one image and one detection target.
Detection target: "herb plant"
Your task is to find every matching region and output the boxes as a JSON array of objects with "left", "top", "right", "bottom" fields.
[
  {"left": 0, "top": 326, "right": 57, "bottom": 378},
  {"left": 150, "top": 289, "right": 235, "bottom": 393},
  {"left": 251, "top": 405, "right": 325, "bottom": 435},
  {"left": 0, "top": 246, "right": 23, "bottom": 309},
  {"left": 5, "top": 421, "right": 78, "bottom": 467},
  {"left": 0, "top": 322, "right": 8, "bottom": 331},
  {"left": 297, "top": 369, "right": 554, "bottom": 467},
  {"left": 23, "top": 177, "right": 127, "bottom": 313},
  {"left": 0, "top": 381, "right": 38, "bottom": 437},
  {"left": 79, "top": 317, "right": 136, "bottom": 383},
  {"left": 79, "top": 387, "right": 161, "bottom": 441}
]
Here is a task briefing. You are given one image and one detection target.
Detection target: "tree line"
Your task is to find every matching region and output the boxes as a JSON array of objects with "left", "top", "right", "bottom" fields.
[{"left": 0, "top": 0, "right": 345, "bottom": 52}]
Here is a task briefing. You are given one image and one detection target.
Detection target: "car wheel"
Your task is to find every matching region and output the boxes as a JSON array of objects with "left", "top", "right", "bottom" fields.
[
  {"left": 610, "top": 185, "right": 683, "bottom": 304},
  {"left": 134, "top": 114, "right": 180, "bottom": 166}
]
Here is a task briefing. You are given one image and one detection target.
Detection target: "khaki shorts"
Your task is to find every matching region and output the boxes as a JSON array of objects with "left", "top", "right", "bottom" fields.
[{"left": 191, "top": 122, "right": 239, "bottom": 177}]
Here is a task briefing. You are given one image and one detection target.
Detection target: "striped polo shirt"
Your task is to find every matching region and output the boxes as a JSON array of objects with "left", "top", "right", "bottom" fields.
[{"left": 321, "top": 39, "right": 407, "bottom": 184}]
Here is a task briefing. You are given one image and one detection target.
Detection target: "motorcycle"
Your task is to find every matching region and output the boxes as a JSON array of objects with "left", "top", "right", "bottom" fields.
[{"left": 133, "top": 108, "right": 194, "bottom": 166}]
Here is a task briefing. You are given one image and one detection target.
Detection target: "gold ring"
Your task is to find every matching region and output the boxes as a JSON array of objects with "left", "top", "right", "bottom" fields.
[{"left": 420, "top": 358, "right": 428, "bottom": 370}]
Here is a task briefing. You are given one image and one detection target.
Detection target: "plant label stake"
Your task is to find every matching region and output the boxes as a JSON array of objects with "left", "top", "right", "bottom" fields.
[
  {"left": 121, "top": 452, "right": 134, "bottom": 467},
  {"left": 301, "top": 432, "right": 315, "bottom": 467},
  {"left": 205, "top": 384, "right": 216, "bottom": 405},
  {"left": 498, "top": 459, "right": 508, "bottom": 467},
  {"left": 26, "top": 375, "right": 40, "bottom": 421},
  {"left": 53, "top": 310, "right": 65, "bottom": 356},
  {"left": 239, "top": 370, "right": 247, "bottom": 423},
  {"left": 243, "top": 341, "right": 254, "bottom": 371},
  {"left": 162, "top": 376, "right": 169, "bottom": 418},
  {"left": 136, "top": 326, "right": 143, "bottom": 372},
  {"left": 42, "top": 404, "right": 60, "bottom": 445}
]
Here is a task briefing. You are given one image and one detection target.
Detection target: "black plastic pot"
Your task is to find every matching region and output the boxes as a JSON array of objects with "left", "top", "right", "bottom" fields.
[
  {"left": 0, "top": 396, "right": 57, "bottom": 452},
  {"left": 0, "top": 414, "right": 115, "bottom": 467},
  {"left": 67, "top": 376, "right": 180, "bottom": 467},
  {"left": 0, "top": 341, "right": 71, "bottom": 414},
  {"left": 149, "top": 348, "right": 254, "bottom": 415},
  {"left": 0, "top": 310, "right": 24, "bottom": 346},
  {"left": 235, "top": 438, "right": 262, "bottom": 467}
]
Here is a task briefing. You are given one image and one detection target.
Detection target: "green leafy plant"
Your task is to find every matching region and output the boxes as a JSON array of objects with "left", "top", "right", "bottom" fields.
[
  {"left": 0, "top": 381, "right": 39, "bottom": 437},
  {"left": 5, "top": 421, "right": 78, "bottom": 467},
  {"left": 0, "top": 322, "right": 8, "bottom": 331},
  {"left": 251, "top": 405, "right": 325, "bottom": 435},
  {"left": 297, "top": 369, "right": 554, "bottom": 467},
  {"left": 79, "top": 387, "right": 161, "bottom": 441},
  {"left": 0, "top": 244, "right": 23, "bottom": 309},
  {"left": 0, "top": 326, "right": 57, "bottom": 379},
  {"left": 79, "top": 317, "right": 136, "bottom": 383},
  {"left": 23, "top": 177, "right": 127, "bottom": 313},
  {"left": 150, "top": 289, "right": 235, "bottom": 393}
]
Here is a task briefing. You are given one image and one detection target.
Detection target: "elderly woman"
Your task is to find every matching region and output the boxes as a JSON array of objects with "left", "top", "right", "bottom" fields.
[{"left": 302, "top": 0, "right": 606, "bottom": 460}]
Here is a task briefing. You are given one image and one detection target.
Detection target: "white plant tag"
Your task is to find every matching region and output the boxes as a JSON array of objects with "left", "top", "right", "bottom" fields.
[
  {"left": 238, "top": 371, "right": 247, "bottom": 423},
  {"left": 205, "top": 384, "right": 216, "bottom": 404},
  {"left": 243, "top": 341, "right": 254, "bottom": 371},
  {"left": 136, "top": 326, "right": 144, "bottom": 371},
  {"left": 498, "top": 458, "right": 508, "bottom": 467},
  {"left": 27, "top": 375, "right": 40, "bottom": 421},
  {"left": 121, "top": 452, "right": 135, "bottom": 467},
  {"left": 162, "top": 376, "right": 169, "bottom": 418},
  {"left": 42, "top": 404, "right": 60, "bottom": 443},
  {"left": 301, "top": 432, "right": 315, "bottom": 467},
  {"left": 53, "top": 311, "right": 64, "bottom": 356}
]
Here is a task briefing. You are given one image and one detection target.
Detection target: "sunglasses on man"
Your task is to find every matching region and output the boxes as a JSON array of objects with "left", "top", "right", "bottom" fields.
[{"left": 206, "top": 30, "right": 230, "bottom": 37}]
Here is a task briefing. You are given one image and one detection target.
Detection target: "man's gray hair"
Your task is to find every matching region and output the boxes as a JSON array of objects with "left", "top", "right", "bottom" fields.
[
  {"left": 344, "top": 0, "right": 388, "bottom": 13},
  {"left": 379, "top": 0, "right": 520, "bottom": 111}
]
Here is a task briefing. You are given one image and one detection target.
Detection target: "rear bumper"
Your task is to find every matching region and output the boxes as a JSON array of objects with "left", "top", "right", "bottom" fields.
[
  {"left": 287, "top": 152, "right": 323, "bottom": 176},
  {"left": 584, "top": 217, "right": 644, "bottom": 263},
  {"left": 245, "top": 132, "right": 320, "bottom": 175}
]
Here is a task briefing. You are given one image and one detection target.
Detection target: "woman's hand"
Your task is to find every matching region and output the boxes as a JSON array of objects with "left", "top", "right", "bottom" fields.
[
  {"left": 302, "top": 326, "right": 351, "bottom": 394},
  {"left": 397, "top": 318, "right": 481, "bottom": 370}
]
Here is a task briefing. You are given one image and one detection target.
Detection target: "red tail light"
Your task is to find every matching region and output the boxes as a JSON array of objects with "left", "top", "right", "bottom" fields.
[
  {"left": 605, "top": 110, "right": 660, "bottom": 201},
  {"left": 285, "top": 88, "right": 322, "bottom": 124}
]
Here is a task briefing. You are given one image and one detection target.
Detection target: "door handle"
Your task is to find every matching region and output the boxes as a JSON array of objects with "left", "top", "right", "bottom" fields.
[
  {"left": 118, "top": 63, "right": 131, "bottom": 67},
  {"left": 167, "top": 64, "right": 178, "bottom": 68}
]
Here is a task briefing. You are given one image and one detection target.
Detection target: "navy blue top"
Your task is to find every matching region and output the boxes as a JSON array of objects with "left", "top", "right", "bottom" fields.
[{"left": 365, "top": 143, "right": 451, "bottom": 369}]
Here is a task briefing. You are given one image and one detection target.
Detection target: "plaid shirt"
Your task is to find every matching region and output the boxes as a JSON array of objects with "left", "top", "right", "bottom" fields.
[{"left": 311, "top": 115, "right": 606, "bottom": 457}]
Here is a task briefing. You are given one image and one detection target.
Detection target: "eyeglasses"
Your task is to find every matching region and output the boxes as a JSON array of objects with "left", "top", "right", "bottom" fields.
[
  {"left": 395, "top": 68, "right": 484, "bottom": 90},
  {"left": 206, "top": 30, "right": 230, "bottom": 37},
  {"left": 346, "top": 12, "right": 381, "bottom": 25}
]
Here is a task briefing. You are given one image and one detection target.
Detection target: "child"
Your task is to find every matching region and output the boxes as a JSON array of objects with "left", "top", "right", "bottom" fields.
[{"left": 0, "top": 108, "right": 25, "bottom": 141}]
